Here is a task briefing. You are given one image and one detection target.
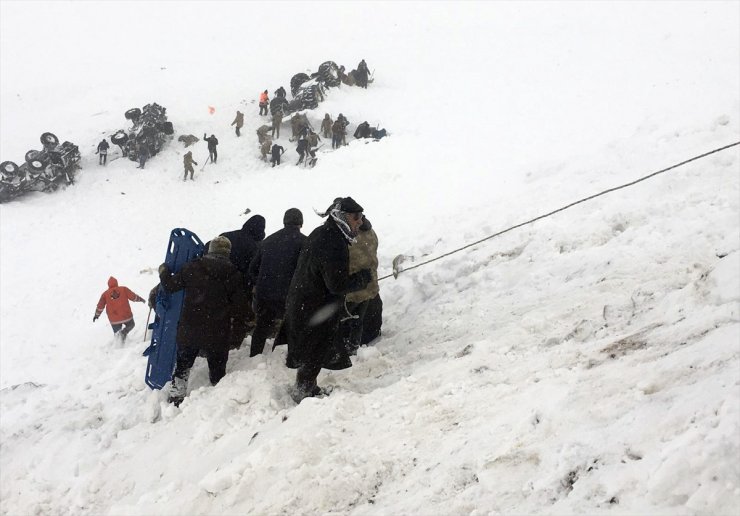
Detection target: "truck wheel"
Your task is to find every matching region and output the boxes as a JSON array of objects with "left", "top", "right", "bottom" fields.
[
  {"left": 0, "top": 161, "right": 19, "bottom": 177},
  {"left": 111, "top": 130, "right": 128, "bottom": 145},
  {"left": 40, "top": 132, "right": 59, "bottom": 148},
  {"left": 125, "top": 108, "right": 142, "bottom": 120}
]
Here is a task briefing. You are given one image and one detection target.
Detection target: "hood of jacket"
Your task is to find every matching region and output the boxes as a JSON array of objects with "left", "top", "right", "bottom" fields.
[
  {"left": 242, "top": 215, "right": 266, "bottom": 241},
  {"left": 108, "top": 276, "right": 118, "bottom": 288}
]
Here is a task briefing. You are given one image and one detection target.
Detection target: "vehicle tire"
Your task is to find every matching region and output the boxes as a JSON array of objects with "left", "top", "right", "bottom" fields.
[
  {"left": 40, "top": 132, "right": 59, "bottom": 148},
  {"left": 25, "top": 150, "right": 42, "bottom": 163},
  {"left": 290, "top": 73, "right": 310, "bottom": 96},
  {"left": 125, "top": 108, "right": 142, "bottom": 121},
  {"left": 27, "top": 151, "right": 48, "bottom": 172},
  {"left": 0, "top": 161, "right": 19, "bottom": 177},
  {"left": 111, "top": 130, "right": 128, "bottom": 145},
  {"left": 318, "top": 61, "right": 340, "bottom": 87},
  {"left": 270, "top": 97, "right": 290, "bottom": 116},
  {"left": 162, "top": 121, "right": 174, "bottom": 135}
]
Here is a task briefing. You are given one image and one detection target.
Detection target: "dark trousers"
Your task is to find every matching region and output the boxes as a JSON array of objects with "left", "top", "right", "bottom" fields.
[
  {"left": 138, "top": 155, "right": 147, "bottom": 168},
  {"left": 99, "top": 153, "right": 107, "bottom": 165},
  {"left": 250, "top": 297, "right": 284, "bottom": 357},
  {"left": 271, "top": 154, "right": 281, "bottom": 167},
  {"left": 259, "top": 103, "right": 268, "bottom": 115},
  {"left": 111, "top": 319, "right": 135, "bottom": 339},
  {"left": 235, "top": 126, "right": 241, "bottom": 137},
  {"left": 332, "top": 135, "right": 341, "bottom": 149},
  {"left": 173, "top": 345, "right": 229, "bottom": 387},
  {"left": 209, "top": 149, "right": 217, "bottom": 163},
  {"left": 296, "top": 360, "right": 323, "bottom": 396}
]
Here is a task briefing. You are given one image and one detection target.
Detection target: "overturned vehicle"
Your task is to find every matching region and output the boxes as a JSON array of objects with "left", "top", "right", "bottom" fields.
[
  {"left": 110, "top": 102, "right": 174, "bottom": 162},
  {"left": 0, "top": 132, "right": 81, "bottom": 203}
]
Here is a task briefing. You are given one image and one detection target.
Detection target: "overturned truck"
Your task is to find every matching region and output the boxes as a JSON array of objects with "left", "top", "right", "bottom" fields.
[
  {"left": 110, "top": 102, "right": 174, "bottom": 162},
  {"left": 0, "top": 132, "right": 81, "bottom": 203}
]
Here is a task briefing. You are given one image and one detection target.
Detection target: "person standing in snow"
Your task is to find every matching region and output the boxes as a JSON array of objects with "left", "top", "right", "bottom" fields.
[
  {"left": 96, "top": 139, "right": 110, "bottom": 165},
  {"left": 204, "top": 133, "right": 218, "bottom": 163},
  {"left": 356, "top": 59, "right": 370, "bottom": 88},
  {"left": 331, "top": 119, "right": 343, "bottom": 149},
  {"left": 231, "top": 110, "right": 244, "bottom": 137},
  {"left": 271, "top": 143, "right": 284, "bottom": 167},
  {"left": 321, "top": 114, "right": 333, "bottom": 139},
  {"left": 248, "top": 208, "right": 306, "bottom": 357},
  {"left": 207, "top": 215, "right": 267, "bottom": 341},
  {"left": 183, "top": 150, "right": 198, "bottom": 181},
  {"left": 335, "top": 214, "right": 379, "bottom": 355},
  {"left": 260, "top": 139, "right": 272, "bottom": 162},
  {"left": 259, "top": 90, "right": 269, "bottom": 116},
  {"left": 271, "top": 111, "right": 283, "bottom": 139},
  {"left": 94, "top": 277, "right": 145, "bottom": 342},
  {"left": 136, "top": 141, "right": 150, "bottom": 169},
  {"left": 296, "top": 136, "right": 310, "bottom": 166},
  {"left": 284, "top": 197, "right": 372, "bottom": 402},
  {"left": 159, "top": 236, "right": 249, "bottom": 407}
]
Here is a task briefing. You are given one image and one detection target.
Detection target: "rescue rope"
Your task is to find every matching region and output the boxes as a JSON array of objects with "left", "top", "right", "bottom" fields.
[{"left": 379, "top": 141, "right": 740, "bottom": 281}]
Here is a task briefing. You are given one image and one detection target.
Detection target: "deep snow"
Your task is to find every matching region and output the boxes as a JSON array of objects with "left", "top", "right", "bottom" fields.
[{"left": 1, "top": 1, "right": 739, "bottom": 515}]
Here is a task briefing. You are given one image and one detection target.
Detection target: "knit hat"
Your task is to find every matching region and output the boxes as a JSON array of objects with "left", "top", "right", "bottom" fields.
[
  {"left": 208, "top": 236, "right": 231, "bottom": 257},
  {"left": 283, "top": 208, "right": 303, "bottom": 226},
  {"left": 338, "top": 196, "right": 363, "bottom": 213}
]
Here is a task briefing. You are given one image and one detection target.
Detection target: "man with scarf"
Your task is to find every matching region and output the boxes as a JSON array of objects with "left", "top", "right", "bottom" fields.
[{"left": 284, "top": 197, "right": 372, "bottom": 402}]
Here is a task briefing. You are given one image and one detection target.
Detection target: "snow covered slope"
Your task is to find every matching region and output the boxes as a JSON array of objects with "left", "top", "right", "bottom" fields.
[{"left": 1, "top": 2, "right": 739, "bottom": 515}]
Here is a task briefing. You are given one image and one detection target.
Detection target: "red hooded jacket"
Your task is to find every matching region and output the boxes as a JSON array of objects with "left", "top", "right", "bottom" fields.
[{"left": 95, "top": 277, "right": 144, "bottom": 324}]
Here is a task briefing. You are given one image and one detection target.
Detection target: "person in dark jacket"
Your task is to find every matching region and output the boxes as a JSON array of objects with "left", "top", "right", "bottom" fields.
[
  {"left": 248, "top": 208, "right": 306, "bottom": 357},
  {"left": 356, "top": 59, "right": 370, "bottom": 88},
  {"left": 136, "top": 141, "right": 150, "bottom": 169},
  {"left": 275, "top": 86, "right": 286, "bottom": 98},
  {"left": 96, "top": 139, "right": 110, "bottom": 165},
  {"left": 204, "top": 133, "right": 218, "bottom": 163},
  {"left": 271, "top": 143, "right": 285, "bottom": 167},
  {"left": 158, "top": 236, "right": 249, "bottom": 407},
  {"left": 296, "top": 137, "right": 309, "bottom": 165},
  {"left": 284, "top": 197, "right": 371, "bottom": 402}
]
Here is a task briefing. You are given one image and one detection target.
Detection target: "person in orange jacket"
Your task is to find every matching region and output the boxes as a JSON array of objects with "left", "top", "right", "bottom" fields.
[
  {"left": 94, "top": 276, "right": 145, "bottom": 341},
  {"left": 259, "top": 90, "right": 269, "bottom": 116}
]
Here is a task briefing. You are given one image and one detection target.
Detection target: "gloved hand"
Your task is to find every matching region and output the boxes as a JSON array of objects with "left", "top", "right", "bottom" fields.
[
  {"left": 158, "top": 263, "right": 169, "bottom": 276},
  {"left": 93, "top": 314, "right": 99, "bottom": 322}
]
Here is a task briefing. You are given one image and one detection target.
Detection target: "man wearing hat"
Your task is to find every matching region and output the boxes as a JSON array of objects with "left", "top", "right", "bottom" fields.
[
  {"left": 248, "top": 208, "right": 307, "bottom": 357},
  {"left": 158, "top": 235, "right": 249, "bottom": 407},
  {"left": 283, "top": 197, "right": 372, "bottom": 402}
]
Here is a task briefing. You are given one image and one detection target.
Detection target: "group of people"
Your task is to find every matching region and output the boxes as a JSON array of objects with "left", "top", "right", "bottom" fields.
[{"left": 94, "top": 197, "right": 381, "bottom": 406}]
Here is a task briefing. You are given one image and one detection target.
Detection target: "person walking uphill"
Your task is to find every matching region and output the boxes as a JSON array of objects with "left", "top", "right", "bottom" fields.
[
  {"left": 271, "top": 143, "right": 284, "bottom": 167},
  {"left": 248, "top": 208, "right": 307, "bottom": 357},
  {"left": 204, "top": 133, "right": 218, "bottom": 163},
  {"left": 259, "top": 90, "right": 269, "bottom": 116},
  {"left": 159, "top": 236, "right": 249, "bottom": 407},
  {"left": 284, "top": 197, "right": 372, "bottom": 402},
  {"left": 231, "top": 110, "right": 244, "bottom": 137},
  {"left": 183, "top": 150, "right": 198, "bottom": 181},
  {"left": 96, "top": 139, "right": 109, "bottom": 165},
  {"left": 94, "top": 277, "right": 145, "bottom": 342}
]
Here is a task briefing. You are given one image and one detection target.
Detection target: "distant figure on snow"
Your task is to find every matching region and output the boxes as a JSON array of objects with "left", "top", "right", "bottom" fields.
[
  {"left": 321, "top": 114, "right": 333, "bottom": 139},
  {"left": 259, "top": 90, "right": 269, "bottom": 116},
  {"left": 183, "top": 150, "right": 198, "bottom": 181},
  {"left": 204, "top": 134, "right": 218, "bottom": 163},
  {"left": 231, "top": 110, "right": 244, "bottom": 137},
  {"left": 94, "top": 276, "right": 145, "bottom": 342},
  {"left": 271, "top": 143, "right": 285, "bottom": 167},
  {"left": 136, "top": 141, "right": 150, "bottom": 169},
  {"left": 96, "top": 139, "right": 109, "bottom": 165},
  {"left": 260, "top": 139, "right": 272, "bottom": 161}
]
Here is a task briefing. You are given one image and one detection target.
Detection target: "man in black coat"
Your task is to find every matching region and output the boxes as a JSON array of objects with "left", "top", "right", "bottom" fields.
[
  {"left": 158, "top": 236, "right": 249, "bottom": 407},
  {"left": 248, "top": 208, "right": 306, "bottom": 357},
  {"left": 204, "top": 133, "right": 218, "bottom": 163},
  {"left": 284, "top": 197, "right": 371, "bottom": 402}
]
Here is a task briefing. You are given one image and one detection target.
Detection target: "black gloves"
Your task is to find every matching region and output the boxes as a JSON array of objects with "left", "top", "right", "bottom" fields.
[{"left": 93, "top": 314, "right": 99, "bottom": 322}]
